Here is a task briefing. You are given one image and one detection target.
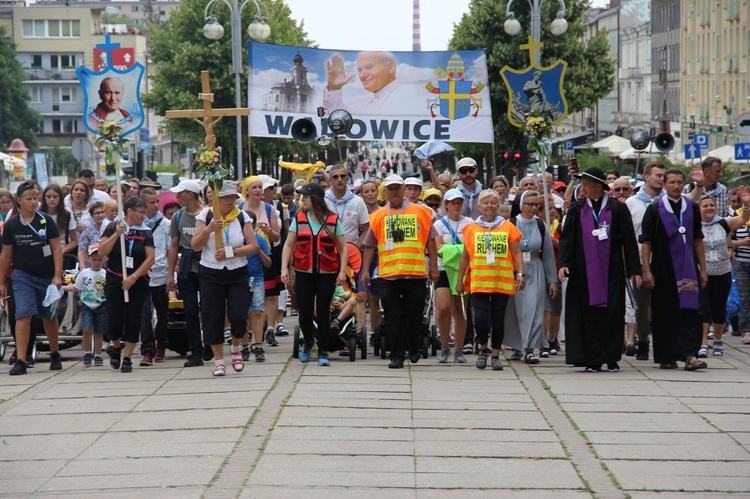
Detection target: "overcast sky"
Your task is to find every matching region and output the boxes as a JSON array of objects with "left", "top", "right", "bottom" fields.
[{"left": 284, "top": 0, "right": 610, "bottom": 52}]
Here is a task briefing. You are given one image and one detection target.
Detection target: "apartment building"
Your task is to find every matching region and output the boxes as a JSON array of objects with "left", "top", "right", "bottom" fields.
[
  {"left": 9, "top": 3, "right": 148, "bottom": 149},
  {"left": 616, "top": 0, "right": 653, "bottom": 140},
  {"left": 681, "top": 0, "right": 749, "bottom": 150}
]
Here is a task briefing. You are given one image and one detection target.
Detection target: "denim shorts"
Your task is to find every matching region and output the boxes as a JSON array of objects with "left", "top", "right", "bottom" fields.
[
  {"left": 11, "top": 269, "right": 56, "bottom": 320},
  {"left": 81, "top": 304, "right": 108, "bottom": 334},
  {"left": 249, "top": 279, "right": 265, "bottom": 313}
]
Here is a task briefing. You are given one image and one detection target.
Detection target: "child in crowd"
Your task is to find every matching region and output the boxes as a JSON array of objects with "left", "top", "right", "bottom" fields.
[
  {"left": 64, "top": 244, "right": 107, "bottom": 366},
  {"left": 242, "top": 211, "right": 273, "bottom": 361}
]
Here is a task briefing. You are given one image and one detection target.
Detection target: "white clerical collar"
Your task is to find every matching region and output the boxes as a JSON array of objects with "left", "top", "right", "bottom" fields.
[{"left": 662, "top": 195, "right": 687, "bottom": 214}]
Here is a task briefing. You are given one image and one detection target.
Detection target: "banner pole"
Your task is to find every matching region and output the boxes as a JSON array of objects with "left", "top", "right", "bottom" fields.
[{"left": 114, "top": 155, "right": 129, "bottom": 303}]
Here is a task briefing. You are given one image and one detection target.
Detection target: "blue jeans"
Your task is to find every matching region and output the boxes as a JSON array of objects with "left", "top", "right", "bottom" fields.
[{"left": 178, "top": 271, "right": 203, "bottom": 357}]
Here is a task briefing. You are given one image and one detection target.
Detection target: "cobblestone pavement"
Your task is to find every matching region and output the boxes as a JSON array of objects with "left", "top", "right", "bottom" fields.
[{"left": 1, "top": 319, "right": 749, "bottom": 498}]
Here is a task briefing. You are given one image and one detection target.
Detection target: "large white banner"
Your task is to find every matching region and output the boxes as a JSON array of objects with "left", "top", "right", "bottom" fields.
[{"left": 248, "top": 42, "right": 494, "bottom": 143}]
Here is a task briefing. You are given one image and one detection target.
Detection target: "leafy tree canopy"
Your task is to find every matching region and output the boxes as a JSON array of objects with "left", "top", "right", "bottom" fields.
[
  {"left": 449, "top": 0, "right": 615, "bottom": 155},
  {"left": 0, "top": 26, "right": 40, "bottom": 151}
]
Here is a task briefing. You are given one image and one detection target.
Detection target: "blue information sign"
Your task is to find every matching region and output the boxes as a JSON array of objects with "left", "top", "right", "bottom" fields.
[
  {"left": 684, "top": 144, "right": 701, "bottom": 160},
  {"left": 735, "top": 143, "right": 750, "bottom": 161}
]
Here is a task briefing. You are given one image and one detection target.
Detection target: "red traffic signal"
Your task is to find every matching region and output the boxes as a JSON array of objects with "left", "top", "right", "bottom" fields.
[
  {"left": 513, "top": 151, "right": 522, "bottom": 160},
  {"left": 502, "top": 151, "right": 510, "bottom": 160}
]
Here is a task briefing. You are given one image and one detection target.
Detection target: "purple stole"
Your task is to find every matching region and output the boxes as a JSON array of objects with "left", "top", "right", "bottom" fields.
[
  {"left": 658, "top": 197, "right": 699, "bottom": 310},
  {"left": 580, "top": 196, "right": 613, "bottom": 307}
]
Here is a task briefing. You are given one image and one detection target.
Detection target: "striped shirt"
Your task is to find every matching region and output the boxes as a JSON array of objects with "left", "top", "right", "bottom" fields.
[{"left": 733, "top": 225, "right": 750, "bottom": 263}]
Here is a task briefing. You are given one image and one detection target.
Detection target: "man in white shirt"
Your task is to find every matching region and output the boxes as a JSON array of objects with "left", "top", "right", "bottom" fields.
[
  {"left": 139, "top": 188, "right": 170, "bottom": 365},
  {"left": 625, "top": 162, "right": 665, "bottom": 361},
  {"left": 537, "top": 172, "right": 564, "bottom": 209}
]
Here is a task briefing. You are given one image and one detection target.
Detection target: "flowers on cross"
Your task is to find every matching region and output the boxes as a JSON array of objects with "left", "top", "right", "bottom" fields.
[
  {"left": 525, "top": 113, "right": 553, "bottom": 159},
  {"left": 193, "top": 145, "right": 229, "bottom": 191},
  {"left": 95, "top": 120, "right": 130, "bottom": 167}
]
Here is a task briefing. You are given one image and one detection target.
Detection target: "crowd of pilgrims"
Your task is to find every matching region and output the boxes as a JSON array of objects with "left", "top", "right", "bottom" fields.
[{"left": 3, "top": 151, "right": 749, "bottom": 376}]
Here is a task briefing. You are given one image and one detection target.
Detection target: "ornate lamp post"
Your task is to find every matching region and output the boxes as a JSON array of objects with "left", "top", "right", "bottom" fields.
[{"left": 203, "top": 0, "right": 271, "bottom": 177}]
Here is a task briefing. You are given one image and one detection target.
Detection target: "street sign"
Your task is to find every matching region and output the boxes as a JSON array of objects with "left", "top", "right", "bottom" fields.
[
  {"left": 684, "top": 144, "right": 700, "bottom": 160},
  {"left": 735, "top": 143, "right": 750, "bottom": 161},
  {"left": 737, "top": 113, "right": 750, "bottom": 136},
  {"left": 71, "top": 137, "right": 93, "bottom": 162},
  {"left": 563, "top": 140, "right": 574, "bottom": 153},
  {"left": 138, "top": 127, "right": 150, "bottom": 151},
  {"left": 693, "top": 133, "right": 709, "bottom": 152}
]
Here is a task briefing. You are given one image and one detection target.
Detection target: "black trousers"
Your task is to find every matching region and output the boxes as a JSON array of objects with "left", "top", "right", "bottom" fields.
[
  {"left": 295, "top": 272, "right": 337, "bottom": 352},
  {"left": 105, "top": 277, "right": 150, "bottom": 344},
  {"left": 178, "top": 271, "right": 203, "bottom": 357},
  {"left": 471, "top": 292, "right": 510, "bottom": 350},
  {"left": 378, "top": 278, "right": 427, "bottom": 360},
  {"left": 199, "top": 266, "right": 250, "bottom": 346},
  {"left": 140, "top": 284, "right": 169, "bottom": 355}
]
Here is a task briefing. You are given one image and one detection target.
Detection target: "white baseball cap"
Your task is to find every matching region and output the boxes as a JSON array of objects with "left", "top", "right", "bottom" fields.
[
  {"left": 383, "top": 174, "right": 405, "bottom": 187},
  {"left": 456, "top": 157, "right": 477, "bottom": 169},
  {"left": 258, "top": 174, "right": 278, "bottom": 190},
  {"left": 169, "top": 179, "right": 201, "bottom": 194},
  {"left": 404, "top": 177, "right": 423, "bottom": 188},
  {"left": 443, "top": 188, "right": 464, "bottom": 202}
]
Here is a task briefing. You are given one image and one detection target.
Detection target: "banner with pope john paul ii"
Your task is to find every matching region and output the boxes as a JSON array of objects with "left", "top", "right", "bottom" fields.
[{"left": 248, "top": 42, "right": 493, "bottom": 143}]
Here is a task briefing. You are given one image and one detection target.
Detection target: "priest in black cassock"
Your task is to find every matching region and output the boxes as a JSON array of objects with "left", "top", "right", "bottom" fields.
[
  {"left": 640, "top": 168, "right": 708, "bottom": 371},
  {"left": 558, "top": 168, "right": 642, "bottom": 372}
]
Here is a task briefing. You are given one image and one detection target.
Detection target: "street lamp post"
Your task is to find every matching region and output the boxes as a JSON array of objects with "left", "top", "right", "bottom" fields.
[
  {"left": 203, "top": 0, "right": 271, "bottom": 178},
  {"left": 504, "top": 0, "right": 568, "bottom": 226}
]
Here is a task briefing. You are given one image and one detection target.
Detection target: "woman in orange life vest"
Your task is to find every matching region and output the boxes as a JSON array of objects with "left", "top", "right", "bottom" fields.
[
  {"left": 281, "top": 183, "right": 348, "bottom": 367},
  {"left": 456, "top": 189, "right": 525, "bottom": 371}
]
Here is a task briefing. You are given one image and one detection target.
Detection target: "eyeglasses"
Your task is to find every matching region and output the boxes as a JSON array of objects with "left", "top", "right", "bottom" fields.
[
  {"left": 613, "top": 187, "right": 632, "bottom": 192},
  {"left": 458, "top": 167, "right": 477, "bottom": 174},
  {"left": 134, "top": 209, "right": 147, "bottom": 215},
  {"left": 524, "top": 202, "right": 540, "bottom": 208},
  {"left": 330, "top": 174, "right": 347, "bottom": 180}
]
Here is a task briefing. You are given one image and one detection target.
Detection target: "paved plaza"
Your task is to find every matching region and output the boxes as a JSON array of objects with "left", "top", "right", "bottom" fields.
[{"left": 1, "top": 320, "right": 749, "bottom": 498}]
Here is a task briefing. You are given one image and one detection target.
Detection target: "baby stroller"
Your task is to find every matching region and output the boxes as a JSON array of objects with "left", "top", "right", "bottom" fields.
[
  {"left": 166, "top": 299, "right": 189, "bottom": 357},
  {"left": 291, "top": 243, "right": 368, "bottom": 362},
  {"left": 0, "top": 258, "right": 83, "bottom": 362}
]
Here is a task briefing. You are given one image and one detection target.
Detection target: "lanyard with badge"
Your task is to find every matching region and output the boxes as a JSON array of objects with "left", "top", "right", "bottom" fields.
[
  {"left": 386, "top": 202, "right": 407, "bottom": 250},
  {"left": 26, "top": 211, "right": 51, "bottom": 257},
  {"left": 518, "top": 219, "right": 533, "bottom": 263},
  {"left": 484, "top": 231, "right": 495, "bottom": 264},
  {"left": 591, "top": 203, "right": 608, "bottom": 241}
]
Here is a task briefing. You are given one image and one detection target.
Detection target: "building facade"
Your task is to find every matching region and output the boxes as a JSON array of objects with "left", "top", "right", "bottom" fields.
[
  {"left": 615, "top": 0, "right": 652, "bottom": 139},
  {"left": 680, "top": 0, "right": 748, "bottom": 151},
  {"left": 9, "top": 3, "right": 149, "bottom": 168},
  {"left": 651, "top": 0, "right": 681, "bottom": 145}
]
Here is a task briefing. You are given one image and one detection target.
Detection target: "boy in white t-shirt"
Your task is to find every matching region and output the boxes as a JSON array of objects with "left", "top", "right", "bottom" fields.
[{"left": 64, "top": 244, "right": 107, "bottom": 366}]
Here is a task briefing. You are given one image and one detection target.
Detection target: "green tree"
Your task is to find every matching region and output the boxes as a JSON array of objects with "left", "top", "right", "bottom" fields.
[
  {"left": 0, "top": 26, "right": 40, "bottom": 151},
  {"left": 143, "top": 0, "right": 313, "bottom": 174},
  {"left": 449, "top": 0, "right": 615, "bottom": 155}
]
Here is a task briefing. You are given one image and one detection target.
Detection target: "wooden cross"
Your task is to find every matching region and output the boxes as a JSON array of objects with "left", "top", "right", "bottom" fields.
[
  {"left": 165, "top": 71, "right": 249, "bottom": 152},
  {"left": 520, "top": 36, "right": 544, "bottom": 68},
  {"left": 166, "top": 71, "right": 248, "bottom": 247}
]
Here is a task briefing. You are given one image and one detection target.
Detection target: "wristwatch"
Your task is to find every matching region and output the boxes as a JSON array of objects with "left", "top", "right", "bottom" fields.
[{"left": 517, "top": 273, "right": 525, "bottom": 277}]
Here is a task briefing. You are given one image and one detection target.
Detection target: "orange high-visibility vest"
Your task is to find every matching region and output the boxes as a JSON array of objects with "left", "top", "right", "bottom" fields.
[
  {"left": 462, "top": 221, "right": 521, "bottom": 295},
  {"left": 369, "top": 202, "right": 433, "bottom": 278}
]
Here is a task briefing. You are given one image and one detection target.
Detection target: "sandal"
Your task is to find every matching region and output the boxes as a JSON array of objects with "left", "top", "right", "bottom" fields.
[
  {"left": 231, "top": 354, "right": 244, "bottom": 373},
  {"left": 684, "top": 356, "right": 708, "bottom": 371},
  {"left": 712, "top": 340, "right": 723, "bottom": 356},
  {"left": 339, "top": 347, "right": 350, "bottom": 357},
  {"left": 697, "top": 345, "right": 708, "bottom": 358},
  {"left": 659, "top": 361, "right": 678, "bottom": 369},
  {"left": 212, "top": 364, "right": 226, "bottom": 376},
  {"left": 524, "top": 352, "right": 540, "bottom": 364},
  {"left": 743, "top": 333, "right": 750, "bottom": 345}
]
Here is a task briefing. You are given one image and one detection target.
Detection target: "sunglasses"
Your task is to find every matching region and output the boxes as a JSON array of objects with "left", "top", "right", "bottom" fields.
[
  {"left": 613, "top": 187, "right": 631, "bottom": 192},
  {"left": 458, "top": 167, "right": 477, "bottom": 174},
  {"left": 330, "top": 174, "right": 347, "bottom": 180}
]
